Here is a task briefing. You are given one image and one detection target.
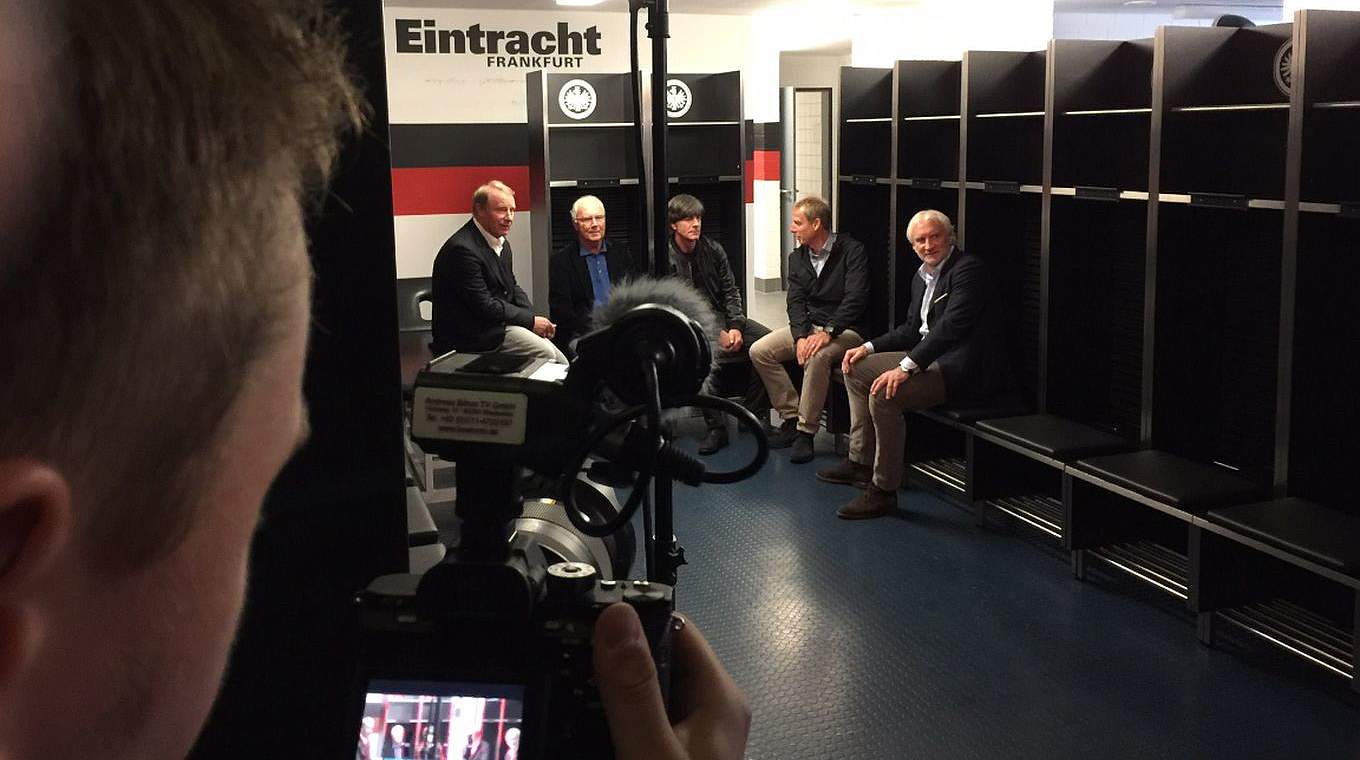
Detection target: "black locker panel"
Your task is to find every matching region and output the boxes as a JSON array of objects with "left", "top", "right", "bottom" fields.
[
  {"left": 1159, "top": 109, "right": 1289, "bottom": 199},
  {"left": 1151, "top": 205, "right": 1281, "bottom": 485},
  {"left": 1052, "top": 113, "right": 1149, "bottom": 191},
  {"left": 1288, "top": 215, "right": 1360, "bottom": 512},
  {"left": 668, "top": 126, "right": 743, "bottom": 177},
  {"left": 1300, "top": 107, "right": 1360, "bottom": 204},
  {"left": 897, "top": 60, "right": 961, "bottom": 182},
  {"left": 961, "top": 191, "right": 1042, "bottom": 402},
  {"left": 549, "top": 127, "right": 640, "bottom": 182},
  {"left": 666, "top": 72, "right": 741, "bottom": 124},
  {"left": 899, "top": 120, "right": 959, "bottom": 181},
  {"left": 837, "top": 183, "right": 893, "bottom": 337},
  {"left": 1047, "top": 197, "right": 1145, "bottom": 438},
  {"left": 841, "top": 67, "right": 894, "bottom": 119},
  {"left": 839, "top": 122, "right": 893, "bottom": 178},
  {"left": 839, "top": 66, "right": 893, "bottom": 180},
  {"left": 967, "top": 115, "right": 1044, "bottom": 185}
]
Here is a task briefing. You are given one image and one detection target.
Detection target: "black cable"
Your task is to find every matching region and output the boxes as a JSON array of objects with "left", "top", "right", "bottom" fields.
[{"left": 681, "top": 395, "right": 770, "bottom": 483}]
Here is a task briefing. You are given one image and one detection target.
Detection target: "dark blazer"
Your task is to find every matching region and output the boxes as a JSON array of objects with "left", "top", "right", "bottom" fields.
[
  {"left": 431, "top": 218, "right": 534, "bottom": 354},
  {"left": 548, "top": 239, "right": 633, "bottom": 351},
  {"left": 868, "top": 248, "right": 1009, "bottom": 403},
  {"left": 786, "top": 233, "right": 869, "bottom": 340}
]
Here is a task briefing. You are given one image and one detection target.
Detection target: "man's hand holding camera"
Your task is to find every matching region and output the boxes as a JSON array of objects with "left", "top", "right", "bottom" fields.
[{"left": 594, "top": 604, "right": 750, "bottom": 760}]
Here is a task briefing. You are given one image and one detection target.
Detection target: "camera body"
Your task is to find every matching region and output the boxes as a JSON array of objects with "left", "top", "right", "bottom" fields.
[
  {"left": 354, "top": 560, "right": 674, "bottom": 760},
  {"left": 354, "top": 296, "right": 722, "bottom": 760}
]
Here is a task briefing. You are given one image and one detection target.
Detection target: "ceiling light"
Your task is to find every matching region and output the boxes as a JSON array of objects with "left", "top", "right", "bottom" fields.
[
  {"left": 1124, "top": 0, "right": 1156, "bottom": 5},
  {"left": 556, "top": 0, "right": 607, "bottom": 6}
]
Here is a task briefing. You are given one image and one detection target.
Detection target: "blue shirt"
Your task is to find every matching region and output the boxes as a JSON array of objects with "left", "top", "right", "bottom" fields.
[{"left": 580, "top": 241, "right": 612, "bottom": 307}]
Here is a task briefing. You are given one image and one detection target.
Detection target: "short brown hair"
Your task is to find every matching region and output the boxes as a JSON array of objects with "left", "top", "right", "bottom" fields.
[
  {"left": 0, "top": 0, "right": 361, "bottom": 570},
  {"left": 793, "top": 195, "right": 832, "bottom": 230}
]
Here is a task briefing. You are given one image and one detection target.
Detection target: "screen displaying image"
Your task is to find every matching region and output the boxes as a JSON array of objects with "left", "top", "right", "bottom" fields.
[{"left": 358, "top": 680, "right": 525, "bottom": 760}]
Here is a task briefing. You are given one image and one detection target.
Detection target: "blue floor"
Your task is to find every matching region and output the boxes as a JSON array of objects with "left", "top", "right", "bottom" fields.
[{"left": 645, "top": 429, "right": 1360, "bottom": 759}]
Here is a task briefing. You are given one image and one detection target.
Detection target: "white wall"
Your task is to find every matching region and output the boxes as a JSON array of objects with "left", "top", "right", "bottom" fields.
[
  {"left": 850, "top": 0, "right": 1055, "bottom": 65},
  {"left": 1284, "top": 0, "right": 1360, "bottom": 11},
  {"left": 771, "top": 53, "right": 850, "bottom": 282},
  {"left": 1053, "top": 8, "right": 1285, "bottom": 40},
  {"left": 382, "top": 5, "right": 764, "bottom": 300}
]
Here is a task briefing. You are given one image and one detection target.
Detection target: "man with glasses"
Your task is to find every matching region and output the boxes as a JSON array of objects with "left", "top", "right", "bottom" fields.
[{"left": 549, "top": 194, "right": 634, "bottom": 354}]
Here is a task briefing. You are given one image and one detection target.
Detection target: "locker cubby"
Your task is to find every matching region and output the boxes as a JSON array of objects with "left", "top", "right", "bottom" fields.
[
  {"left": 1049, "top": 39, "right": 1153, "bottom": 193},
  {"left": 896, "top": 60, "right": 961, "bottom": 182},
  {"left": 1045, "top": 198, "right": 1145, "bottom": 439},
  {"left": 964, "top": 50, "right": 1046, "bottom": 186}
]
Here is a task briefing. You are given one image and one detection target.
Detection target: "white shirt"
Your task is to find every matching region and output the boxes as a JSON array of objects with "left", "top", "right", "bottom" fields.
[
  {"left": 808, "top": 233, "right": 836, "bottom": 277},
  {"left": 863, "top": 246, "right": 954, "bottom": 373},
  {"left": 473, "top": 217, "right": 506, "bottom": 256}
]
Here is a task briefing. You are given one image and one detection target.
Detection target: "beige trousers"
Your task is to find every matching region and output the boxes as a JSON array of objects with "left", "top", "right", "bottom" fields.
[
  {"left": 749, "top": 326, "right": 863, "bottom": 434},
  {"left": 499, "top": 325, "right": 568, "bottom": 364},
  {"left": 844, "top": 352, "right": 947, "bottom": 490}
]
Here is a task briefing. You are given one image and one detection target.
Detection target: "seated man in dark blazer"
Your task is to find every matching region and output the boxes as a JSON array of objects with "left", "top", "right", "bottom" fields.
[
  {"left": 548, "top": 194, "right": 633, "bottom": 355},
  {"left": 822, "top": 209, "right": 1009, "bottom": 519},
  {"left": 749, "top": 195, "right": 869, "bottom": 465},
  {"left": 668, "top": 193, "right": 772, "bottom": 454},
  {"left": 431, "top": 180, "right": 566, "bottom": 363}
]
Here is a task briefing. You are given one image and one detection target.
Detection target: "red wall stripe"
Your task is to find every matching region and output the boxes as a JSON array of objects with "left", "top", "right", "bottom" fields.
[
  {"left": 752, "top": 149, "right": 781, "bottom": 182},
  {"left": 391, "top": 165, "right": 531, "bottom": 216}
]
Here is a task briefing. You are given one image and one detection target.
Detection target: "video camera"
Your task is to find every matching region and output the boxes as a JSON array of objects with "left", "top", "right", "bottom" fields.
[{"left": 348, "top": 279, "right": 769, "bottom": 760}]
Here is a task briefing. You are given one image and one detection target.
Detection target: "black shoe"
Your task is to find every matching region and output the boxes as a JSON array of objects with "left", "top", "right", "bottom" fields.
[
  {"left": 767, "top": 418, "right": 799, "bottom": 449},
  {"left": 816, "top": 458, "right": 872, "bottom": 489},
  {"left": 789, "top": 432, "right": 815, "bottom": 464},
  {"left": 698, "top": 427, "right": 729, "bottom": 455}
]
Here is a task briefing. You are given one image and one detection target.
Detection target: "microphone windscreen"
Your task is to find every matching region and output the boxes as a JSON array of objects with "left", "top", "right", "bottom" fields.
[{"left": 588, "top": 277, "right": 721, "bottom": 352}]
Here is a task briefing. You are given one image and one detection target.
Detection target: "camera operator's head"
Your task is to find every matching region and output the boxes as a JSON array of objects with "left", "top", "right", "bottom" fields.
[{"left": 0, "top": 1, "right": 358, "bottom": 758}]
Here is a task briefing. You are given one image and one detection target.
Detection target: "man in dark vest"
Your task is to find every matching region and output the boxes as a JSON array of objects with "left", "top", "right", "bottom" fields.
[{"left": 431, "top": 180, "right": 566, "bottom": 363}]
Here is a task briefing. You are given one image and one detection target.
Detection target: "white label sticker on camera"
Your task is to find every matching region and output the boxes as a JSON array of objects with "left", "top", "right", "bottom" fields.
[{"left": 412, "top": 387, "right": 527, "bottom": 445}]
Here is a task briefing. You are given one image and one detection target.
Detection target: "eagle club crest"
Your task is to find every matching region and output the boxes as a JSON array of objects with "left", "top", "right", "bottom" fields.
[
  {"left": 559, "top": 79, "right": 597, "bottom": 120},
  {"left": 665, "top": 79, "right": 693, "bottom": 119},
  {"left": 1274, "top": 40, "right": 1292, "bottom": 97}
]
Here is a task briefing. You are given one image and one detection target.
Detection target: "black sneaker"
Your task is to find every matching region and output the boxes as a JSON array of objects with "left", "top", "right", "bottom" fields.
[
  {"left": 698, "top": 427, "right": 729, "bottom": 455},
  {"left": 767, "top": 418, "right": 799, "bottom": 449},
  {"left": 789, "top": 432, "right": 815, "bottom": 464}
]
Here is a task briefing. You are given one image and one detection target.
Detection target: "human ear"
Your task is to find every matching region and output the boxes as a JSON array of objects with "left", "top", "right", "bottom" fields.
[{"left": 0, "top": 460, "right": 72, "bottom": 689}]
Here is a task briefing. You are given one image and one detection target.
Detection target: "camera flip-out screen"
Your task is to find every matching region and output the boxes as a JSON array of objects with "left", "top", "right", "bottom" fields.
[{"left": 357, "top": 680, "right": 525, "bottom": 760}]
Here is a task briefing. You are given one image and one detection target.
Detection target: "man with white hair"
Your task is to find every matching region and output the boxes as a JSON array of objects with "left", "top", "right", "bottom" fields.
[
  {"left": 549, "top": 194, "right": 634, "bottom": 353},
  {"left": 824, "top": 209, "right": 1010, "bottom": 519}
]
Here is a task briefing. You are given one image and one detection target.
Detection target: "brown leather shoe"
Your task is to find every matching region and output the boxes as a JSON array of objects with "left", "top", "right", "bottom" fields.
[
  {"left": 837, "top": 485, "right": 896, "bottom": 520},
  {"left": 816, "top": 458, "right": 872, "bottom": 488}
]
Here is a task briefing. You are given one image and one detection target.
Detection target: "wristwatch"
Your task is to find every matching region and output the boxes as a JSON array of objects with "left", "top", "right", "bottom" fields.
[{"left": 824, "top": 324, "right": 837, "bottom": 337}]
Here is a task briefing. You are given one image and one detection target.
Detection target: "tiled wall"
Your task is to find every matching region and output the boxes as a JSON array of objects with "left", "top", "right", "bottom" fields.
[{"left": 794, "top": 90, "right": 828, "bottom": 202}]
